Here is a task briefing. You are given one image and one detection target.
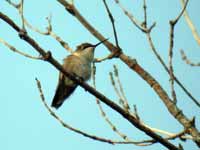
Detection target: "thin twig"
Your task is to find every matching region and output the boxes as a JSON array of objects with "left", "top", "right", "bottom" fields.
[
  {"left": 146, "top": 33, "right": 200, "bottom": 107},
  {"left": 92, "top": 63, "right": 131, "bottom": 143},
  {"left": 180, "top": 49, "right": 200, "bottom": 66},
  {"left": 92, "top": 64, "right": 186, "bottom": 147},
  {"left": 142, "top": 0, "right": 200, "bottom": 108},
  {"left": 168, "top": 0, "right": 189, "bottom": 103},
  {"left": 0, "top": 11, "right": 180, "bottom": 149},
  {"left": 5, "top": 0, "right": 20, "bottom": 8},
  {"left": 180, "top": 0, "right": 200, "bottom": 46},
  {"left": 94, "top": 52, "right": 119, "bottom": 63},
  {"left": 109, "top": 72, "right": 125, "bottom": 107},
  {"left": 19, "top": 0, "right": 25, "bottom": 30},
  {"left": 35, "top": 78, "right": 116, "bottom": 144},
  {"left": 102, "top": 0, "right": 119, "bottom": 47},
  {"left": 5, "top": 1, "right": 73, "bottom": 53},
  {"left": 0, "top": 37, "right": 41, "bottom": 60},
  {"left": 114, "top": 0, "right": 155, "bottom": 33},
  {"left": 56, "top": 1, "right": 200, "bottom": 146},
  {"left": 113, "top": 65, "right": 130, "bottom": 110}
]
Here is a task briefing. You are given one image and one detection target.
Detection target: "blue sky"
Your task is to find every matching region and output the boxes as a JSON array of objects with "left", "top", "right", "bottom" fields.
[{"left": 0, "top": 0, "right": 200, "bottom": 150}]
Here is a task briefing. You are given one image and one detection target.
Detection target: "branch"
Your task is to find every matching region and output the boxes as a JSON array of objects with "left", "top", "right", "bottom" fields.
[
  {"left": 92, "top": 64, "right": 132, "bottom": 144},
  {"left": 114, "top": 0, "right": 156, "bottom": 33},
  {"left": 168, "top": 0, "right": 189, "bottom": 103},
  {"left": 146, "top": 33, "right": 200, "bottom": 107},
  {"left": 113, "top": 65, "right": 130, "bottom": 110},
  {"left": 55, "top": 1, "right": 200, "bottom": 146},
  {"left": 180, "top": 49, "right": 200, "bottom": 66},
  {"left": 38, "top": 74, "right": 187, "bottom": 147},
  {"left": 35, "top": 78, "right": 115, "bottom": 144},
  {"left": 142, "top": 0, "right": 200, "bottom": 107},
  {"left": 93, "top": 64, "right": 188, "bottom": 147},
  {"left": 0, "top": 11, "right": 180, "bottom": 150},
  {"left": 102, "top": 0, "right": 119, "bottom": 47},
  {"left": 179, "top": 0, "right": 200, "bottom": 46},
  {"left": 6, "top": 1, "right": 74, "bottom": 53},
  {"left": 0, "top": 37, "right": 41, "bottom": 60}
]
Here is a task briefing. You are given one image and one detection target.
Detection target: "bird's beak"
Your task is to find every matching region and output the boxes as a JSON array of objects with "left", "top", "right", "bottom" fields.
[{"left": 94, "top": 38, "right": 109, "bottom": 48}]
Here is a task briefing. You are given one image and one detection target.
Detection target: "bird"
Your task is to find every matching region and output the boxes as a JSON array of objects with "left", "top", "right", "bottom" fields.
[{"left": 51, "top": 39, "right": 108, "bottom": 109}]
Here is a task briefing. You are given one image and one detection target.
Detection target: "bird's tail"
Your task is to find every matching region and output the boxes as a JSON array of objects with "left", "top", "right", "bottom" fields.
[{"left": 51, "top": 84, "right": 77, "bottom": 109}]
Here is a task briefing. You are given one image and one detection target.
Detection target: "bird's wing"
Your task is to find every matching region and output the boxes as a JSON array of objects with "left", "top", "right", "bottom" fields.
[{"left": 51, "top": 55, "right": 78, "bottom": 109}]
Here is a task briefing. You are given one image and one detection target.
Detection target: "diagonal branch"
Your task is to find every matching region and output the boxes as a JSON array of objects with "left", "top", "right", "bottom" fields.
[
  {"left": 142, "top": 0, "right": 200, "bottom": 107},
  {"left": 114, "top": 0, "right": 155, "bottom": 33},
  {"left": 55, "top": 0, "right": 200, "bottom": 147},
  {"left": 0, "top": 37, "right": 41, "bottom": 60},
  {"left": 168, "top": 0, "right": 189, "bottom": 103},
  {"left": 102, "top": 0, "right": 119, "bottom": 47},
  {"left": 180, "top": 49, "right": 200, "bottom": 66},
  {"left": 0, "top": 11, "right": 180, "bottom": 150},
  {"left": 179, "top": 0, "right": 200, "bottom": 46},
  {"left": 6, "top": 1, "right": 74, "bottom": 53},
  {"left": 36, "top": 78, "right": 115, "bottom": 144}
]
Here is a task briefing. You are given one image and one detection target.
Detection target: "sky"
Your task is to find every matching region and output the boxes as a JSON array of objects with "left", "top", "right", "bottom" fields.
[{"left": 0, "top": 0, "right": 200, "bottom": 150}]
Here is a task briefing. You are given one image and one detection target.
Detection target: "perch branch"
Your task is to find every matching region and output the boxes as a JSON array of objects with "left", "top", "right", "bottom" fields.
[
  {"left": 55, "top": 1, "right": 200, "bottom": 146},
  {"left": 0, "top": 11, "right": 180, "bottom": 150}
]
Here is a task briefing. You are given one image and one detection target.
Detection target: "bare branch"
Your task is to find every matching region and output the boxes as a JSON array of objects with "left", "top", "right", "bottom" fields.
[
  {"left": 142, "top": 0, "right": 200, "bottom": 108},
  {"left": 180, "top": 0, "right": 200, "bottom": 46},
  {"left": 5, "top": 0, "right": 20, "bottom": 8},
  {"left": 102, "top": 0, "right": 119, "bottom": 47},
  {"left": 92, "top": 64, "right": 184, "bottom": 147},
  {"left": 19, "top": 0, "right": 25, "bottom": 30},
  {"left": 35, "top": 78, "right": 115, "bottom": 144},
  {"left": 180, "top": 49, "right": 200, "bottom": 66},
  {"left": 55, "top": 1, "right": 200, "bottom": 146},
  {"left": 114, "top": 0, "right": 156, "bottom": 33},
  {"left": 0, "top": 11, "right": 180, "bottom": 150},
  {"left": 94, "top": 52, "right": 120, "bottom": 63},
  {"left": 109, "top": 72, "right": 125, "bottom": 107},
  {"left": 92, "top": 63, "right": 134, "bottom": 144},
  {"left": 113, "top": 65, "right": 130, "bottom": 110},
  {"left": 168, "top": 0, "right": 189, "bottom": 103},
  {"left": 6, "top": 1, "right": 73, "bottom": 53},
  {"left": 0, "top": 37, "right": 41, "bottom": 60}
]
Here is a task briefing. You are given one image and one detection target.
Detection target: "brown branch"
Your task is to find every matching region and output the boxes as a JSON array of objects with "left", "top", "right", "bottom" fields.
[
  {"left": 35, "top": 78, "right": 117, "bottom": 144},
  {"left": 180, "top": 49, "right": 200, "bottom": 66},
  {"left": 94, "top": 52, "right": 118, "bottom": 63},
  {"left": 180, "top": 0, "right": 200, "bottom": 46},
  {"left": 55, "top": 1, "right": 200, "bottom": 147},
  {"left": 168, "top": 0, "right": 189, "bottom": 103},
  {"left": 146, "top": 33, "right": 200, "bottom": 107},
  {"left": 19, "top": 0, "right": 25, "bottom": 30},
  {"left": 109, "top": 72, "right": 126, "bottom": 108},
  {"left": 6, "top": 0, "right": 19, "bottom": 8},
  {"left": 0, "top": 37, "right": 41, "bottom": 60},
  {"left": 109, "top": 66, "right": 130, "bottom": 112},
  {"left": 142, "top": 1, "right": 200, "bottom": 147},
  {"left": 6, "top": 1, "right": 74, "bottom": 53},
  {"left": 142, "top": 0, "right": 200, "bottom": 108},
  {"left": 113, "top": 65, "right": 130, "bottom": 110},
  {"left": 102, "top": 0, "right": 119, "bottom": 47},
  {"left": 92, "top": 65, "right": 132, "bottom": 144},
  {"left": 27, "top": 16, "right": 73, "bottom": 53},
  {"left": 0, "top": 11, "right": 180, "bottom": 150},
  {"left": 114, "top": 0, "right": 155, "bottom": 33},
  {"left": 93, "top": 64, "right": 186, "bottom": 147}
]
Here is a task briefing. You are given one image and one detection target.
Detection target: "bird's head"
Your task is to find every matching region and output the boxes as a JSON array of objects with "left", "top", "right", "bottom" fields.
[{"left": 73, "top": 38, "right": 108, "bottom": 62}]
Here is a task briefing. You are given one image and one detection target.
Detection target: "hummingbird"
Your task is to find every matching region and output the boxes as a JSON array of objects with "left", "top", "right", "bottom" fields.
[{"left": 51, "top": 39, "right": 108, "bottom": 109}]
